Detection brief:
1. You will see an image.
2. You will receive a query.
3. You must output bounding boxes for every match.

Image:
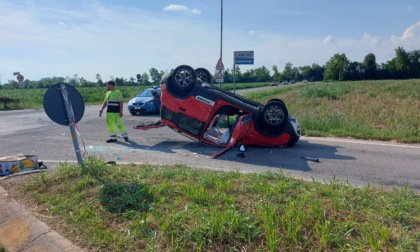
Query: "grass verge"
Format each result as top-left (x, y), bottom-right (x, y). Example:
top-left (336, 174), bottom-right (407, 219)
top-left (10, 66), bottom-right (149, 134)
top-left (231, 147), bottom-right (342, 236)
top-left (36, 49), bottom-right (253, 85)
top-left (245, 79), bottom-right (420, 143)
top-left (6, 157), bottom-right (419, 251)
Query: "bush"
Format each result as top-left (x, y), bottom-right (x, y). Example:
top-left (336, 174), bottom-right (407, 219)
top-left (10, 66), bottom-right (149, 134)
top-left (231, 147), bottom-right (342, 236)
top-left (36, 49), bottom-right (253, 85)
top-left (0, 96), bottom-right (20, 109)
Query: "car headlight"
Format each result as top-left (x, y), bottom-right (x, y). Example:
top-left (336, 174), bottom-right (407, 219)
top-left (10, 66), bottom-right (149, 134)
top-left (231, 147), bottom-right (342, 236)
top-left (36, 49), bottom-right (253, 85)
top-left (145, 100), bottom-right (154, 105)
top-left (128, 99), bottom-right (134, 105)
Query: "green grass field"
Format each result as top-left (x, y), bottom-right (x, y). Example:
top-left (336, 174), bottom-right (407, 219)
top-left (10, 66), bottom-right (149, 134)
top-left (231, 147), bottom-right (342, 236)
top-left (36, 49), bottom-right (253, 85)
top-left (244, 79), bottom-right (420, 143)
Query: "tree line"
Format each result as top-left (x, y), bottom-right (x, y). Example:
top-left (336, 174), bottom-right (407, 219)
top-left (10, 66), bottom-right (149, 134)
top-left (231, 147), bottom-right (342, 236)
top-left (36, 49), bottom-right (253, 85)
top-left (1, 46), bottom-right (419, 90)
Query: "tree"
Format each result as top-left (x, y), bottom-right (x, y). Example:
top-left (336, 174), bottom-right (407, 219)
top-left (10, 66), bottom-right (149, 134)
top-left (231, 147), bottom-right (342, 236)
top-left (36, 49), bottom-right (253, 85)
top-left (362, 53), bottom-right (377, 80)
top-left (292, 66), bottom-right (300, 81)
top-left (272, 65), bottom-right (280, 82)
top-left (255, 66), bottom-right (270, 82)
top-left (222, 69), bottom-right (233, 83)
top-left (150, 68), bottom-right (165, 85)
top-left (115, 77), bottom-right (125, 86)
top-left (324, 53), bottom-right (350, 81)
top-left (141, 73), bottom-right (150, 85)
top-left (394, 47), bottom-right (411, 79)
top-left (234, 65), bottom-right (242, 82)
top-left (409, 50), bottom-right (420, 78)
top-left (310, 64), bottom-right (325, 81)
top-left (347, 61), bottom-right (363, 81)
top-left (281, 62), bottom-right (294, 81)
top-left (96, 74), bottom-right (103, 87)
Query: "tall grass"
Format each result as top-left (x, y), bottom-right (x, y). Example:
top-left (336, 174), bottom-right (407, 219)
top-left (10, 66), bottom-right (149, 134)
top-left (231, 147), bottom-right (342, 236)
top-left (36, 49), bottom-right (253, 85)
top-left (0, 86), bottom-right (148, 108)
top-left (0, 82), bottom-right (266, 109)
top-left (245, 79), bottom-right (420, 143)
top-left (8, 157), bottom-right (419, 251)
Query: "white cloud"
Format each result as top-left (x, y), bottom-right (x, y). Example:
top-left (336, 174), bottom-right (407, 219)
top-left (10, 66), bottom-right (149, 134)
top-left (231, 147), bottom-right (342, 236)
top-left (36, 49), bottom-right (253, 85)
top-left (394, 21), bottom-right (420, 41)
top-left (390, 21), bottom-right (420, 50)
top-left (190, 9), bottom-right (201, 15)
top-left (362, 32), bottom-right (382, 46)
top-left (163, 4), bottom-right (188, 11)
top-left (163, 4), bottom-right (201, 14)
top-left (323, 35), bottom-right (335, 44)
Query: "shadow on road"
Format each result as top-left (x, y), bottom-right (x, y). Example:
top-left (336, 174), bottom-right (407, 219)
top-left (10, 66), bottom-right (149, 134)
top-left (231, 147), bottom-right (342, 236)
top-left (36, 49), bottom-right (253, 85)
top-left (104, 137), bottom-right (355, 173)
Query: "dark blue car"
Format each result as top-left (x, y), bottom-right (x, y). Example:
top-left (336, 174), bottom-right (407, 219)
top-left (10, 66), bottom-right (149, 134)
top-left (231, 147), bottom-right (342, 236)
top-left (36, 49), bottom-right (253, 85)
top-left (127, 87), bottom-right (161, 115)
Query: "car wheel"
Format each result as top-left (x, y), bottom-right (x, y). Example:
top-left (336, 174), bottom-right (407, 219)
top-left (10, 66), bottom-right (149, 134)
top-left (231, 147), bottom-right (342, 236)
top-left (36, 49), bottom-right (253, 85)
top-left (287, 139), bottom-right (296, 147)
top-left (171, 65), bottom-right (196, 94)
top-left (195, 68), bottom-right (212, 83)
top-left (261, 101), bottom-right (288, 128)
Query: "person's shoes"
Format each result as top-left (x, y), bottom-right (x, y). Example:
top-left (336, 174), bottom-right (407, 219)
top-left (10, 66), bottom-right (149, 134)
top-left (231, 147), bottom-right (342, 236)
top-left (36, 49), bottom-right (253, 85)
top-left (123, 136), bottom-right (129, 142)
top-left (106, 139), bottom-right (117, 143)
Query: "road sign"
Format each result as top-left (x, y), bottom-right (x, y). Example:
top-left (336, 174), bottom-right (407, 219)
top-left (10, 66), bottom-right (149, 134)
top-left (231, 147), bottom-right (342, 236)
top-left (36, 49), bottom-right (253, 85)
top-left (215, 58), bottom-right (224, 70)
top-left (215, 70), bottom-right (224, 83)
top-left (13, 72), bottom-right (20, 76)
top-left (17, 74), bottom-right (24, 82)
top-left (234, 50), bottom-right (254, 65)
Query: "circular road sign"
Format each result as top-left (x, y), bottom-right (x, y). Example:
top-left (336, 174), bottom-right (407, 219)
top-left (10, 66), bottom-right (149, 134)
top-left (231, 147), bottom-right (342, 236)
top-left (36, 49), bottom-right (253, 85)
top-left (17, 74), bottom-right (24, 82)
top-left (43, 83), bottom-right (85, 126)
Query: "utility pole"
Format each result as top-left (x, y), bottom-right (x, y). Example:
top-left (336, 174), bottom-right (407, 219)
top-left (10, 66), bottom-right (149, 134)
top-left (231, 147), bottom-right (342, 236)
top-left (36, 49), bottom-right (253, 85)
top-left (220, 0), bottom-right (223, 62)
top-left (219, 0), bottom-right (223, 88)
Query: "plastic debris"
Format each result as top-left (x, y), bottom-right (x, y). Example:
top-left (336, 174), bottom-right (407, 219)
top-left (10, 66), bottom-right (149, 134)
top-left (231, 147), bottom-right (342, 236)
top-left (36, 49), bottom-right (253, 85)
top-left (301, 156), bottom-right (320, 162)
top-left (236, 153), bottom-right (245, 158)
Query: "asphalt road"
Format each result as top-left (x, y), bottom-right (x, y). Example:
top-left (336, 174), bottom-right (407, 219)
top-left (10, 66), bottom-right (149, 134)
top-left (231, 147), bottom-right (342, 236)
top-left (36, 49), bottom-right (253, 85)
top-left (1, 99), bottom-right (419, 192)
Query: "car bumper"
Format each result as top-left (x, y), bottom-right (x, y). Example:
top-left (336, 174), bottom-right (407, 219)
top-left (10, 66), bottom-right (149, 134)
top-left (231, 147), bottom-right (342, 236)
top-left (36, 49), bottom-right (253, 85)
top-left (128, 105), bottom-right (157, 113)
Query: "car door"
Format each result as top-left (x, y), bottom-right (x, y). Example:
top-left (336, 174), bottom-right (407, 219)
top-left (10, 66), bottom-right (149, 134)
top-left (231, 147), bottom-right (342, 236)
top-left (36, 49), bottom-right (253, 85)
top-left (212, 114), bottom-right (253, 158)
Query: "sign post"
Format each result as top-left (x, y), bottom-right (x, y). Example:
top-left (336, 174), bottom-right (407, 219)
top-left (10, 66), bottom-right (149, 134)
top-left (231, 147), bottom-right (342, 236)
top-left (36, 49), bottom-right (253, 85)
top-left (233, 50), bottom-right (254, 93)
top-left (43, 83), bottom-right (85, 169)
top-left (215, 58), bottom-right (225, 86)
top-left (16, 74), bottom-right (25, 107)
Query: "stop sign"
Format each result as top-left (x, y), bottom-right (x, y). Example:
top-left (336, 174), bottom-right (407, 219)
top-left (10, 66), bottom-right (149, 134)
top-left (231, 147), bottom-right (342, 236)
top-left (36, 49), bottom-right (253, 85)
top-left (17, 74), bottom-right (24, 82)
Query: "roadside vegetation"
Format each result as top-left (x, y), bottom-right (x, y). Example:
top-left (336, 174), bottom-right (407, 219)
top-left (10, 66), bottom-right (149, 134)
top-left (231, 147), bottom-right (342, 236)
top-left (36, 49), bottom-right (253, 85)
top-left (0, 82), bottom-right (267, 109)
top-left (2, 157), bottom-right (417, 251)
top-left (247, 79), bottom-right (420, 143)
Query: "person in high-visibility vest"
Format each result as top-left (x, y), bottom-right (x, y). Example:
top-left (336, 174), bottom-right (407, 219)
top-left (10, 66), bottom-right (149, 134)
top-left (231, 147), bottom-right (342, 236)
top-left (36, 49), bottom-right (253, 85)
top-left (99, 81), bottom-right (128, 143)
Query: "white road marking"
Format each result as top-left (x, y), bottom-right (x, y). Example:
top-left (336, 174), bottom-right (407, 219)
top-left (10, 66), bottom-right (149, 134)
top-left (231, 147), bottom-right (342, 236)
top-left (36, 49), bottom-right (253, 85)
top-left (302, 137), bottom-right (420, 149)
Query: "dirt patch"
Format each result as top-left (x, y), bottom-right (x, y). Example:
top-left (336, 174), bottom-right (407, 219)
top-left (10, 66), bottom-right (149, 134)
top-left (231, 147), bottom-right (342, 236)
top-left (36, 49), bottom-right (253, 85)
top-left (0, 171), bottom-right (65, 239)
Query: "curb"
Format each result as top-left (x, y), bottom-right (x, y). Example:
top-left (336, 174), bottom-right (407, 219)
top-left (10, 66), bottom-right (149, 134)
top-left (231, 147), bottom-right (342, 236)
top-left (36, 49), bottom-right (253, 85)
top-left (0, 185), bottom-right (84, 252)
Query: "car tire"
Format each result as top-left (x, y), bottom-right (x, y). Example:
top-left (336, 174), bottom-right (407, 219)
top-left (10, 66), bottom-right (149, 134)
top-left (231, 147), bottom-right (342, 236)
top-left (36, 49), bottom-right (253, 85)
top-left (261, 101), bottom-right (288, 128)
top-left (170, 65), bottom-right (197, 95)
top-left (195, 68), bottom-right (212, 83)
top-left (287, 140), bottom-right (297, 147)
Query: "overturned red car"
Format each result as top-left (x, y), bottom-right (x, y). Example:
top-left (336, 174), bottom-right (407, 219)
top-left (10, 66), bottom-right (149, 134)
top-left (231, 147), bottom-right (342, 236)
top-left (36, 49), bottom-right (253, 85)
top-left (136, 65), bottom-right (301, 158)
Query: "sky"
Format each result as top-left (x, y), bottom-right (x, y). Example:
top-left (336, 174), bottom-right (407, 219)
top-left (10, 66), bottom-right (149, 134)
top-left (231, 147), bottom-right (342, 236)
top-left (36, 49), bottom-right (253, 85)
top-left (1, 0), bottom-right (420, 83)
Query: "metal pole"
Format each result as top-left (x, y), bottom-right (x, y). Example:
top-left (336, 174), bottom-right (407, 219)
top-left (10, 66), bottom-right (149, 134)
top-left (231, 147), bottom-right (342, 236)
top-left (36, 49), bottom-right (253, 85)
top-left (219, 0), bottom-right (223, 88)
top-left (59, 84), bottom-right (85, 168)
top-left (220, 0), bottom-right (223, 61)
top-left (233, 64), bottom-right (236, 94)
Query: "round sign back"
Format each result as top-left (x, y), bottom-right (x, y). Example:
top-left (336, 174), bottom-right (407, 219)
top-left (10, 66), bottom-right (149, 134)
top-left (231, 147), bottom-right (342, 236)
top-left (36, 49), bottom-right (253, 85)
top-left (43, 83), bottom-right (85, 126)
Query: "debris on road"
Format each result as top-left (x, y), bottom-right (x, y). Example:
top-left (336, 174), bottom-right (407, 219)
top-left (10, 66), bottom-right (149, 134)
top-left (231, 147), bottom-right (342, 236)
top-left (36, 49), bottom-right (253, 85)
top-left (301, 156), bottom-right (320, 162)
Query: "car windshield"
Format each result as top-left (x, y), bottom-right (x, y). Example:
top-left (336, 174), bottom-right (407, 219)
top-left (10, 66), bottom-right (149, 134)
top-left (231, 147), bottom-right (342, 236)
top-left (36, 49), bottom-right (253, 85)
top-left (137, 89), bottom-right (159, 97)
